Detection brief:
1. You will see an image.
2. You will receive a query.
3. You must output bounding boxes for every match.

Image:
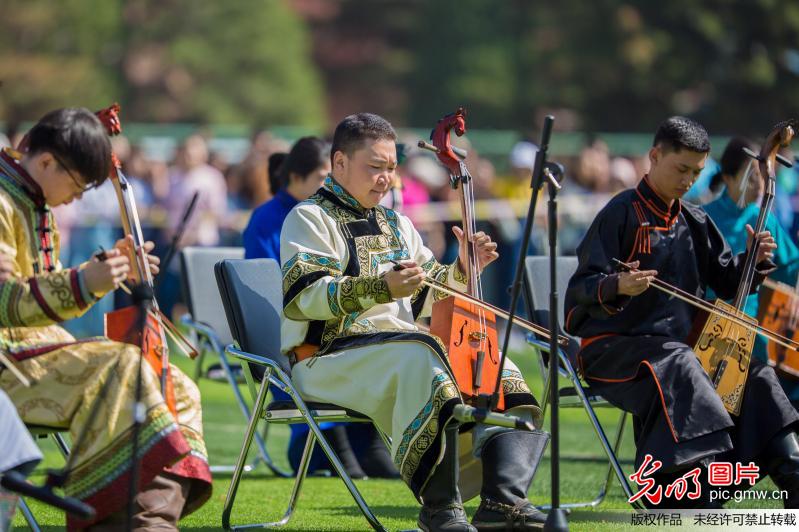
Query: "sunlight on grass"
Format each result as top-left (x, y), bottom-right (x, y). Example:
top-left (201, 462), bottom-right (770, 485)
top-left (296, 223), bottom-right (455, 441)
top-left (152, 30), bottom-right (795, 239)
top-left (12, 349), bottom-right (782, 530)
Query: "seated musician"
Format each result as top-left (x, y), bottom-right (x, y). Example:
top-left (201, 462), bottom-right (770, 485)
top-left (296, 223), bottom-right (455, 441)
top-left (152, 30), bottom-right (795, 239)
top-left (280, 113), bottom-right (548, 531)
top-left (565, 116), bottom-right (799, 508)
top-left (244, 136), bottom-right (399, 479)
top-left (703, 137), bottom-right (799, 410)
top-left (0, 108), bottom-right (211, 530)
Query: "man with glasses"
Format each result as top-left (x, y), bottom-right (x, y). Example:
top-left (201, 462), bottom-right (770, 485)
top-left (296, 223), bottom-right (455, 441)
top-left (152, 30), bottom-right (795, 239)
top-left (0, 108), bottom-right (211, 530)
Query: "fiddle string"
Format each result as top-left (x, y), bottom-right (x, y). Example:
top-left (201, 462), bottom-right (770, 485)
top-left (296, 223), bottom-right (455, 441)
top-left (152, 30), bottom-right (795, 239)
top-left (615, 259), bottom-right (799, 350)
top-left (463, 163), bottom-right (489, 353)
top-left (652, 279), bottom-right (799, 350)
top-left (420, 275), bottom-right (569, 345)
top-left (791, 274), bottom-right (799, 329)
top-left (646, 277), bottom-right (799, 349)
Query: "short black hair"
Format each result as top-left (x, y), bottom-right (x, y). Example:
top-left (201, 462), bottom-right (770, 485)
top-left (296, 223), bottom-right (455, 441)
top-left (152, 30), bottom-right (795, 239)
top-left (330, 113), bottom-right (397, 165)
top-left (652, 116), bottom-right (710, 154)
top-left (719, 137), bottom-right (754, 177)
top-left (267, 152), bottom-right (288, 194)
top-left (25, 108), bottom-right (112, 187)
top-left (280, 136), bottom-right (329, 189)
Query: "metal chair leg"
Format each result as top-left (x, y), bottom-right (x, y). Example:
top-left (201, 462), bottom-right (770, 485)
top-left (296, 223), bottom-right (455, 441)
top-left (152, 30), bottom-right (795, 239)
top-left (534, 344), bottom-right (643, 511)
top-left (51, 432), bottom-right (70, 459)
top-left (222, 378), bottom-right (271, 530)
top-left (280, 387), bottom-right (386, 531)
top-left (268, 428), bottom-right (317, 528)
top-left (218, 341), bottom-right (291, 478)
top-left (18, 497), bottom-right (41, 532)
top-left (597, 411), bottom-right (633, 503)
top-left (567, 358), bottom-right (643, 510)
top-left (193, 336), bottom-right (209, 382)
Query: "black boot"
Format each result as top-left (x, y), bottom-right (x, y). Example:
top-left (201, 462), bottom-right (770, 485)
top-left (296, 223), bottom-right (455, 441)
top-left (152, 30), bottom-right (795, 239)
top-left (472, 431), bottom-right (549, 531)
top-left (347, 424), bottom-right (401, 479)
top-left (326, 425), bottom-right (367, 479)
top-left (418, 423), bottom-right (476, 532)
top-left (761, 428), bottom-right (799, 508)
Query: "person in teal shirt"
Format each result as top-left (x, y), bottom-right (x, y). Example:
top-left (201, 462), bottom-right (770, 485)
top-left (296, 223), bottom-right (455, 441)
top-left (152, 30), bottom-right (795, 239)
top-left (703, 137), bottom-right (799, 408)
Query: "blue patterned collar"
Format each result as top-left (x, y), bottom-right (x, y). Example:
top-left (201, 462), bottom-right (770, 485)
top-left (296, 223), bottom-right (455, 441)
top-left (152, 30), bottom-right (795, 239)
top-left (323, 175), bottom-right (368, 214)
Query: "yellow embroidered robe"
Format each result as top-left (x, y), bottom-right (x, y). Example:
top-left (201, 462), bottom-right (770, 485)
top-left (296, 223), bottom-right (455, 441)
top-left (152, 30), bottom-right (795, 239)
top-left (0, 150), bottom-right (211, 529)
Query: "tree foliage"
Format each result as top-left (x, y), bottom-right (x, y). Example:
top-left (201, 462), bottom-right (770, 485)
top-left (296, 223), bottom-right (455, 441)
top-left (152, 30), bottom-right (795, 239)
top-left (407, 0), bottom-right (799, 133)
top-left (0, 0), bottom-right (325, 128)
top-left (4, 1), bottom-right (799, 134)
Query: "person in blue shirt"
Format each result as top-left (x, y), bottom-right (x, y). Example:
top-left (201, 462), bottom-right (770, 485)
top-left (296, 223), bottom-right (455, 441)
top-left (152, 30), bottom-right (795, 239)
top-left (243, 136), bottom-right (399, 479)
top-left (703, 137), bottom-right (799, 409)
top-left (243, 139), bottom-right (326, 260)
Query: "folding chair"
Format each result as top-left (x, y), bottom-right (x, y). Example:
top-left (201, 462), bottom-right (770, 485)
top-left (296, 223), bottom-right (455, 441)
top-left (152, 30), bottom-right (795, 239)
top-left (214, 258), bottom-right (387, 531)
top-left (523, 255), bottom-right (643, 510)
top-left (180, 246), bottom-right (289, 477)
top-left (16, 426), bottom-right (71, 531)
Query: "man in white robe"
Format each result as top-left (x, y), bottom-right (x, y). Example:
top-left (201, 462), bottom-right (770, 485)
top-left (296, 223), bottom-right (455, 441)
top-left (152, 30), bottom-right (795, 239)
top-left (281, 113), bottom-right (548, 531)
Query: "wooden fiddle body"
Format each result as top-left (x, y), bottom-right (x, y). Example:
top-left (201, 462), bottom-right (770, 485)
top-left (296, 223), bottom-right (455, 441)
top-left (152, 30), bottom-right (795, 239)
top-left (690, 122), bottom-right (797, 414)
top-left (758, 278), bottom-right (799, 379)
top-left (423, 108), bottom-right (504, 408)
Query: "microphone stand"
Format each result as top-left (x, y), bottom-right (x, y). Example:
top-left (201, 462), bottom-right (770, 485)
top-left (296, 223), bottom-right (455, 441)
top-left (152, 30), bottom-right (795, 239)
top-left (542, 147), bottom-right (568, 532)
top-left (487, 115), bottom-right (569, 531)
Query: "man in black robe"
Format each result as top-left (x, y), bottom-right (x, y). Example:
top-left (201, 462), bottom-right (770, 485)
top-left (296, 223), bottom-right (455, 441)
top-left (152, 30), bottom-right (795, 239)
top-left (565, 116), bottom-right (799, 508)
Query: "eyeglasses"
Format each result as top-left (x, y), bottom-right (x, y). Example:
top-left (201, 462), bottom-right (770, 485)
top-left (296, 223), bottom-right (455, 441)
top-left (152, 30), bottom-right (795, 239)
top-left (52, 153), bottom-right (94, 192)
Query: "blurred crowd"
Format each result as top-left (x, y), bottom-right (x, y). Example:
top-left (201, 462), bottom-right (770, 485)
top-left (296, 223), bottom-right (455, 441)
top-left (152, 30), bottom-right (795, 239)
top-left (4, 126), bottom-right (798, 339)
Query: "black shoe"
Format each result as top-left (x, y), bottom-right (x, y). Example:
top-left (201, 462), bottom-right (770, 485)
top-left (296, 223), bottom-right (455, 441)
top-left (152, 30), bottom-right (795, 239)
top-left (418, 504), bottom-right (476, 532)
top-left (417, 423), bottom-right (476, 532)
top-left (472, 499), bottom-right (546, 531)
top-left (206, 363), bottom-right (244, 383)
top-left (472, 430), bottom-right (549, 531)
top-left (761, 427), bottom-right (799, 508)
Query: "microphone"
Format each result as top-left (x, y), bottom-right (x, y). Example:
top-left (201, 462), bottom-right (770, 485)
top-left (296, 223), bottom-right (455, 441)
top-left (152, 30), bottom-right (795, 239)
top-left (453, 404), bottom-right (536, 432)
top-left (0, 471), bottom-right (96, 520)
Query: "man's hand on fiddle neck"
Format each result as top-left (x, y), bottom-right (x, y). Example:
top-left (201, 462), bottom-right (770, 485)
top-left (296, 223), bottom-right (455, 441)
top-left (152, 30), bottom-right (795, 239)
top-left (453, 226), bottom-right (499, 274)
top-left (746, 224), bottom-right (777, 264)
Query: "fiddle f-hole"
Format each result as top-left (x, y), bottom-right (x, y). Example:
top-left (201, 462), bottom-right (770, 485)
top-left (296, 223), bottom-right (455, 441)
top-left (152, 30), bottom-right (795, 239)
top-left (454, 319), bottom-right (468, 347)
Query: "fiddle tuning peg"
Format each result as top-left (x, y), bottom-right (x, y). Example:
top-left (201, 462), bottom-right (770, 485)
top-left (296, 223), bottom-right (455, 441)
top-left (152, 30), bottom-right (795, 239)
top-left (776, 153), bottom-right (794, 168)
top-left (743, 146), bottom-right (794, 168)
top-left (417, 140), bottom-right (468, 159)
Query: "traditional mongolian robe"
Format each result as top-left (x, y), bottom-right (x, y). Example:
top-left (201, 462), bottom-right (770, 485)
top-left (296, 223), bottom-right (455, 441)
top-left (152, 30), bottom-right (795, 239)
top-left (565, 176), bottom-right (799, 474)
top-left (0, 150), bottom-right (211, 529)
top-left (280, 176), bottom-right (541, 499)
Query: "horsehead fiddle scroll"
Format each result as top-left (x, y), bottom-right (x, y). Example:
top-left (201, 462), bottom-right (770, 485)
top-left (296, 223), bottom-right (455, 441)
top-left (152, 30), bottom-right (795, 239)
top-left (417, 108), bottom-right (568, 408)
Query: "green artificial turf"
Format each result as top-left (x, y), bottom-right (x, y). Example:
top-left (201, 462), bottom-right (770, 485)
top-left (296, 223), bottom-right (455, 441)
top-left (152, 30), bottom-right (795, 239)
top-left (11, 349), bottom-right (782, 531)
